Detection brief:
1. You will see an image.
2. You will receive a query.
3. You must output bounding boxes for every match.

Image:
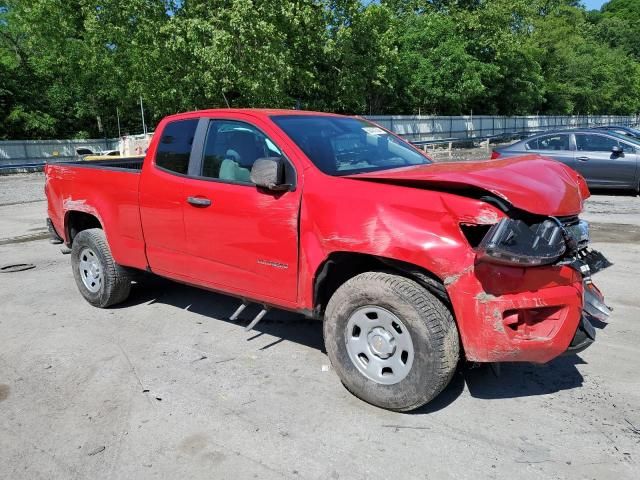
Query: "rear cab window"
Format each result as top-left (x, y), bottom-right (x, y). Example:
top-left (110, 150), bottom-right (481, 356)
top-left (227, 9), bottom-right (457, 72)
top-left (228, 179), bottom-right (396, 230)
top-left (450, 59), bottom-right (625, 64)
top-left (155, 119), bottom-right (199, 174)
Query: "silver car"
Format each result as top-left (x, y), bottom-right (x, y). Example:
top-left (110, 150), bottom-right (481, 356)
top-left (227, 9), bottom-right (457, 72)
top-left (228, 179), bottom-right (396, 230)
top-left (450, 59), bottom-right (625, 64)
top-left (492, 129), bottom-right (640, 194)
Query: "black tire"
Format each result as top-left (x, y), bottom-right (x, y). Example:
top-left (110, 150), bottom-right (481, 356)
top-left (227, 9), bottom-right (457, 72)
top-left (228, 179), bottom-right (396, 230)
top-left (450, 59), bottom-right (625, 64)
top-left (70, 228), bottom-right (131, 308)
top-left (324, 272), bottom-right (459, 411)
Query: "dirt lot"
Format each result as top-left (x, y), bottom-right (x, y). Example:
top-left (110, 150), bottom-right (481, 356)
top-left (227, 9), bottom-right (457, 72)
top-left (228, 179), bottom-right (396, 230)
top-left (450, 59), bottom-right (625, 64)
top-left (1, 173), bottom-right (639, 479)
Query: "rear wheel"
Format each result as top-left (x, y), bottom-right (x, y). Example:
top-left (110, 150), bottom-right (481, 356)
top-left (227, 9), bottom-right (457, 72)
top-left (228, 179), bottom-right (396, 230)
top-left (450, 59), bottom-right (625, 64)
top-left (324, 272), bottom-right (459, 411)
top-left (71, 228), bottom-right (131, 308)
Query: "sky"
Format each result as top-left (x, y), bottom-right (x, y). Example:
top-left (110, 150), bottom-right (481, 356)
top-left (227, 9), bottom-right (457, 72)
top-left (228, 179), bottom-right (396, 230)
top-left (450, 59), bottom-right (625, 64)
top-left (582, 0), bottom-right (608, 10)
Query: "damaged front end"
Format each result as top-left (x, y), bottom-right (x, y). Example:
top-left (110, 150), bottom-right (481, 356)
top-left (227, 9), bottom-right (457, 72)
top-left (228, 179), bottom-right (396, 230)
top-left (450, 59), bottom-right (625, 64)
top-left (473, 213), bottom-right (612, 356)
top-left (565, 252), bottom-right (613, 354)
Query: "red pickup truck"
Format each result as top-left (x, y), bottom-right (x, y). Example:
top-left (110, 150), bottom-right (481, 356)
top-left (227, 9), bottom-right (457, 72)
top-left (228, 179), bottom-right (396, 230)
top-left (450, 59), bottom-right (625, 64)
top-left (45, 109), bottom-right (611, 411)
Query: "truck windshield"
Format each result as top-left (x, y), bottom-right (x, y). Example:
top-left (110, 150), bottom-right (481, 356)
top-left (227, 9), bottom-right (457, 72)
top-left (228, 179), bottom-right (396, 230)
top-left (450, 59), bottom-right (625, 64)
top-left (271, 115), bottom-right (431, 176)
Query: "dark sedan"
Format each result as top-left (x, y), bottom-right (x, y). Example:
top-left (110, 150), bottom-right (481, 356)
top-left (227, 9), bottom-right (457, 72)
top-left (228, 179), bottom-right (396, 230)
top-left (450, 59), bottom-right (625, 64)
top-left (492, 129), bottom-right (640, 193)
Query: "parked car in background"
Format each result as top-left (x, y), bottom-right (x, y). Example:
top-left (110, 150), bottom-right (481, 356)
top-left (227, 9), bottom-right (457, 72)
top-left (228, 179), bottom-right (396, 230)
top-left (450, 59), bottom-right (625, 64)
top-left (75, 148), bottom-right (122, 161)
top-left (83, 150), bottom-right (123, 161)
top-left (492, 129), bottom-right (640, 193)
top-left (75, 147), bottom-right (94, 157)
top-left (592, 125), bottom-right (640, 140)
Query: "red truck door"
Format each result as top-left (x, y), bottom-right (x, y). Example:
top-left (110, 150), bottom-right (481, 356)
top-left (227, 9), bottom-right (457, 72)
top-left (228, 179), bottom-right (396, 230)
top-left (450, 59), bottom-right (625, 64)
top-left (139, 118), bottom-right (199, 277)
top-left (180, 116), bottom-right (301, 303)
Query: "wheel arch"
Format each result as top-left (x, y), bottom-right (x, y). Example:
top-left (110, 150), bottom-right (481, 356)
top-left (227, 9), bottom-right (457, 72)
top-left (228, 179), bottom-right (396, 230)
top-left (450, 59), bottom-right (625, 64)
top-left (312, 252), bottom-right (450, 318)
top-left (64, 210), bottom-right (103, 246)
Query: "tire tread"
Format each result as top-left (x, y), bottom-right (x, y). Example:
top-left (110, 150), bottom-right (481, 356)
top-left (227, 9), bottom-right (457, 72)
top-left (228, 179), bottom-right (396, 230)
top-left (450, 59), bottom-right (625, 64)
top-left (324, 271), bottom-right (459, 411)
top-left (71, 228), bottom-right (131, 308)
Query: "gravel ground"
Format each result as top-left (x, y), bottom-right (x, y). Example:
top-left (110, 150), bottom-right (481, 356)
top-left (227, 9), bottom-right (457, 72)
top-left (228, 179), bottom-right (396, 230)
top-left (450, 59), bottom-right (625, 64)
top-left (424, 144), bottom-right (497, 162)
top-left (1, 172), bottom-right (639, 480)
top-left (0, 172), bottom-right (45, 206)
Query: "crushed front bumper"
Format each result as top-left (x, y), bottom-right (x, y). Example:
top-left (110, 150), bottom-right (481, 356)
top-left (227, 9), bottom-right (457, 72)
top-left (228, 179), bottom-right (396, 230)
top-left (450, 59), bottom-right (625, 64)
top-left (448, 247), bottom-right (612, 363)
top-left (565, 257), bottom-right (613, 355)
top-left (566, 315), bottom-right (596, 354)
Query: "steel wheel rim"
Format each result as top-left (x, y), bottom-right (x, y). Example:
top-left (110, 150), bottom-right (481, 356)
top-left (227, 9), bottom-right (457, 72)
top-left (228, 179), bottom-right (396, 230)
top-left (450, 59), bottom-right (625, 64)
top-left (345, 306), bottom-right (414, 385)
top-left (78, 247), bottom-right (102, 293)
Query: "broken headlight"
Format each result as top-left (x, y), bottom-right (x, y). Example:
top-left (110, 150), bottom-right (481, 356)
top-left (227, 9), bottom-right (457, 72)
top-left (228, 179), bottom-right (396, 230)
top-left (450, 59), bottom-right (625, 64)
top-left (476, 218), bottom-right (567, 266)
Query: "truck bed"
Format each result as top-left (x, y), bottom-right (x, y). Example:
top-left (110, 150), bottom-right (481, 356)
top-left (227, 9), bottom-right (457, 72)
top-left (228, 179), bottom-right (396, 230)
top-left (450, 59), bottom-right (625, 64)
top-left (45, 159), bottom-right (148, 270)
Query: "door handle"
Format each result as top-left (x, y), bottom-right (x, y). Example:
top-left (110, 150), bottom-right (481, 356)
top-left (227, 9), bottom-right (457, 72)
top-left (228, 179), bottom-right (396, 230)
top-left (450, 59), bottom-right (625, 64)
top-left (187, 196), bottom-right (212, 207)
top-left (576, 156), bottom-right (590, 161)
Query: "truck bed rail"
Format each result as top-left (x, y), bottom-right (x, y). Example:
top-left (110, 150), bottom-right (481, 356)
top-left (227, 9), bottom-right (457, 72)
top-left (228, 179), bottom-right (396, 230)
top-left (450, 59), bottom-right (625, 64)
top-left (55, 157), bottom-right (144, 172)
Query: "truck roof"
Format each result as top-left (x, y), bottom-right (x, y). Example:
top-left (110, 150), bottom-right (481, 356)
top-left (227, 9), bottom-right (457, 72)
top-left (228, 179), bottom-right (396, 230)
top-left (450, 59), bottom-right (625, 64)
top-left (163, 108), bottom-right (345, 122)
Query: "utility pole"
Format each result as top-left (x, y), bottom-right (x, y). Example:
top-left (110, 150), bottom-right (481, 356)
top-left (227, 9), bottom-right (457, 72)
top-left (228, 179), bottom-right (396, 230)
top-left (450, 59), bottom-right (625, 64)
top-left (116, 107), bottom-right (121, 138)
top-left (139, 96), bottom-right (147, 135)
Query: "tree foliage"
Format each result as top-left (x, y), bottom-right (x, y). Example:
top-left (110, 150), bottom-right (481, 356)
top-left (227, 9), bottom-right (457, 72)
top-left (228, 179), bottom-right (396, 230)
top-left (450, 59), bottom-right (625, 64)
top-left (591, 0), bottom-right (640, 60)
top-left (0, 0), bottom-right (639, 139)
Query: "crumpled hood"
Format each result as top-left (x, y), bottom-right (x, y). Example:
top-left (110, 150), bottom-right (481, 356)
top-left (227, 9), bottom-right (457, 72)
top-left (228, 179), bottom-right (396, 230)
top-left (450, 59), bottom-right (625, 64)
top-left (347, 155), bottom-right (589, 216)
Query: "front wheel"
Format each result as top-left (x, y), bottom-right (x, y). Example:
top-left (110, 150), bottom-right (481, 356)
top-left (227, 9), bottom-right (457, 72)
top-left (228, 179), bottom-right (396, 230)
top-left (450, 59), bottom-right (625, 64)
top-left (71, 228), bottom-right (131, 308)
top-left (324, 272), bottom-right (459, 411)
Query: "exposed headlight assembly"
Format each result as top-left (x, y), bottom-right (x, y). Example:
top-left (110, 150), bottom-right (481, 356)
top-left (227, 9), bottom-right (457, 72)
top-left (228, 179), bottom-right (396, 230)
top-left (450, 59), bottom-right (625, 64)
top-left (477, 218), bottom-right (567, 266)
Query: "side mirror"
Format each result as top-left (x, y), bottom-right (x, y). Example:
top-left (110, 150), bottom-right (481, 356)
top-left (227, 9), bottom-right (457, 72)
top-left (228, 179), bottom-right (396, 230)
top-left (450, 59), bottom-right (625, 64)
top-left (611, 145), bottom-right (624, 156)
top-left (250, 157), bottom-right (290, 191)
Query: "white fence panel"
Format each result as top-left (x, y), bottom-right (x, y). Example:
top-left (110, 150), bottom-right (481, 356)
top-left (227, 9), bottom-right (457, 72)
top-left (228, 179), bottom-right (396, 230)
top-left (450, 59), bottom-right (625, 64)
top-left (0, 138), bottom-right (118, 168)
top-left (366, 114), bottom-right (639, 142)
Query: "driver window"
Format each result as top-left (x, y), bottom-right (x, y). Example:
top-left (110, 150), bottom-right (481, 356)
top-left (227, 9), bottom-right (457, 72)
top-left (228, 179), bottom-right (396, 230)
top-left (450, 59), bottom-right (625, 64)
top-left (575, 134), bottom-right (617, 152)
top-left (200, 120), bottom-right (282, 184)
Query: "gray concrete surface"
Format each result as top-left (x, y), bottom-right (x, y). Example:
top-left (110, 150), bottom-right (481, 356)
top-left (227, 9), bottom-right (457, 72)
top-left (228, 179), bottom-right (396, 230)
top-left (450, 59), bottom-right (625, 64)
top-left (0, 172), bottom-right (46, 205)
top-left (1, 173), bottom-right (639, 480)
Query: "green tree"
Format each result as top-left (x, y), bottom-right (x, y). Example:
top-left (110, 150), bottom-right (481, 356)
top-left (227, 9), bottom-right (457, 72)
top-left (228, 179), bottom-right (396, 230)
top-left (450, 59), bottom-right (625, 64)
top-left (533, 3), bottom-right (640, 114)
top-left (464, 1), bottom-right (545, 114)
top-left (395, 11), bottom-right (496, 114)
top-left (591, 0), bottom-right (640, 60)
top-left (0, 0), bottom-right (173, 137)
top-left (1, 0), bottom-right (639, 139)
top-left (325, 1), bottom-right (401, 113)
